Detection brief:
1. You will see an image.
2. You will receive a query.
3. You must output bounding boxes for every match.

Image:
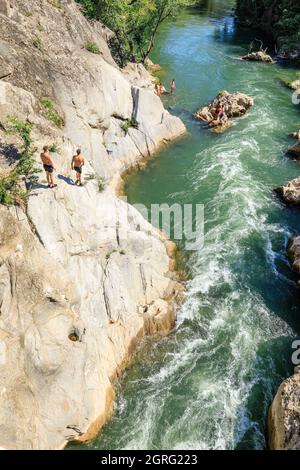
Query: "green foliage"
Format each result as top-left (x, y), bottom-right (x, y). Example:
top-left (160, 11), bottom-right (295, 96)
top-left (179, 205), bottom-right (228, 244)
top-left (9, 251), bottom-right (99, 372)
top-left (49, 143), bottom-right (59, 153)
top-left (236, 1), bottom-right (300, 58)
top-left (85, 41), bottom-right (100, 54)
top-left (0, 117), bottom-right (40, 206)
top-left (120, 118), bottom-right (138, 135)
top-left (85, 173), bottom-right (106, 191)
top-left (48, 0), bottom-right (63, 8)
top-left (77, 0), bottom-right (190, 66)
top-left (33, 37), bottom-right (43, 51)
top-left (97, 176), bottom-right (106, 192)
top-left (40, 98), bottom-right (65, 128)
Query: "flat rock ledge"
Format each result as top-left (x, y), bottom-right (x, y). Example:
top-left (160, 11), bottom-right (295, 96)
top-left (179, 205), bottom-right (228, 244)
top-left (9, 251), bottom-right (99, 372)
top-left (268, 368), bottom-right (300, 450)
top-left (242, 51), bottom-right (274, 63)
top-left (274, 178), bottom-right (300, 205)
top-left (193, 91), bottom-right (254, 133)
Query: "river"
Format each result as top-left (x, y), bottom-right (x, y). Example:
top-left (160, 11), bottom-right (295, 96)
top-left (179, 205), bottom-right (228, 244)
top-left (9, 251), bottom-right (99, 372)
top-left (84, 1), bottom-right (300, 450)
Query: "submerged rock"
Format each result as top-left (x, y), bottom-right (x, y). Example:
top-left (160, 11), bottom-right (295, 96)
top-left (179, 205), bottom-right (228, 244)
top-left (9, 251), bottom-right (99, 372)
top-left (193, 91), bottom-right (254, 133)
top-left (274, 177), bottom-right (300, 205)
top-left (242, 51), bottom-right (274, 63)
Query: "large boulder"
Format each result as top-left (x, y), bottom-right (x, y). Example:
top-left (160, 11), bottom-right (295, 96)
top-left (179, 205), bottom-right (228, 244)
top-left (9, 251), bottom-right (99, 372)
top-left (194, 91), bottom-right (254, 131)
top-left (288, 236), bottom-right (300, 275)
top-left (288, 143), bottom-right (300, 159)
top-left (291, 80), bottom-right (300, 91)
top-left (268, 369), bottom-right (300, 450)
top-left (242, 51), bottom-right (274, 63)
top-left (274, 178), bottom-right (300, 205)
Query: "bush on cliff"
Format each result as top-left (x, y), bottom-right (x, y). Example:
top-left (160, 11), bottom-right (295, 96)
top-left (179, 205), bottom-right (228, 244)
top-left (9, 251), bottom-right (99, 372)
top-left (0, 117), bottom-right (39, 207)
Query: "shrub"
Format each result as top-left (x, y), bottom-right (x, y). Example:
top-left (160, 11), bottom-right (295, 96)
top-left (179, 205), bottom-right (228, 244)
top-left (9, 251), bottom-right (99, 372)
top-left (85, 42), bottom-right (100, 54)
top-left (120, 118), bottom-right (138, 135)
top-left (40, 98), bottom-right (65, 128)
top-left (0, 117), bottom-right (40, 206)
top-left (33, 37), bottom-right (43, 51)
top-left (49, 143), bottom-right (59, 153)
top-left (97, 176), bottom-right (106, 192)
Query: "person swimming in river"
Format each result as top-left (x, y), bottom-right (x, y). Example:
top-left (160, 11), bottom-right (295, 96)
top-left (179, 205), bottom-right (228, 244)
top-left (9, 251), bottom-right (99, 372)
top-left (71, 149), bottom-right (85, 186)
top-left (40, 146), bottom-right (57, 188)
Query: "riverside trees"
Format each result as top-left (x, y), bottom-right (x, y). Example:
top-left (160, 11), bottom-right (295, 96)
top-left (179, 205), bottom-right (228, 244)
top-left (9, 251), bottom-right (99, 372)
top-left (236, 0), bottom-right (300, 58)
top-left (77, 0), bottom-right (190, 66)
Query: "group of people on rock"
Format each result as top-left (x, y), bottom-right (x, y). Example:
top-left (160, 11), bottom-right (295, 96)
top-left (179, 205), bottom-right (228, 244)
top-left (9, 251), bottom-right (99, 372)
top-left (40, 146), bottom-right (85, 189)
top-left (155, 78), bottom-right (176, 97)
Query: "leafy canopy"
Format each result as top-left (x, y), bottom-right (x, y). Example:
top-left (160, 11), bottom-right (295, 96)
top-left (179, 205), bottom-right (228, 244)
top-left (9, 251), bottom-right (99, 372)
top-left (77, 0), bottom-right (190, 66)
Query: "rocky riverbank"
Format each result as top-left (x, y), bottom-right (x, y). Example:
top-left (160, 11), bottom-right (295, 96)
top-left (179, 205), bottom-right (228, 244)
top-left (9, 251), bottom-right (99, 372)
top-left (0, 0), bottom-right (186, 449)
top-left (268, 235), bottom-right (300, 450)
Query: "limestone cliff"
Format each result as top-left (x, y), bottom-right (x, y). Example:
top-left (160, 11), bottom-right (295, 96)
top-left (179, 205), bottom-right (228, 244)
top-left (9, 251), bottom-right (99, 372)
top-left (0, 0), bottom-right (186, 449)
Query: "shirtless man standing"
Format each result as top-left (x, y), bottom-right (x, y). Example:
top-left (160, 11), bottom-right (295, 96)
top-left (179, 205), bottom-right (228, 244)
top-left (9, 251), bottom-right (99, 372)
top-left (40, 146), bottom-right (56, 188)
top-left (71, 149), bottom-right (85, 186)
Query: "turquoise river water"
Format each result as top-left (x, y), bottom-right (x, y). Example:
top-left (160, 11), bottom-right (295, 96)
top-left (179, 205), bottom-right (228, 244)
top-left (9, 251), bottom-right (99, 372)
top-left (83, 1), bottom-right (300, 450)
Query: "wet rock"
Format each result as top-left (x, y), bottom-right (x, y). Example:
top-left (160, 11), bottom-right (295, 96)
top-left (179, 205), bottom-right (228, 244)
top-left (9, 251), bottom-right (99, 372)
top-left (193, 91), bottom-right (253, 133)
top-left (268, 372), bottom-right (300, 450)
top-left (274, 177), bottom-right (300, 205)
top-left (290, 80), bottom-right (300, 91)
top-left (288, 143), bottom-right (300, 159)
top-left (288, 236), bottom-right (300, 274)
top-left (289, 130), bottom-right (300, 140)
top-left (242, 51), bottom-right (274, 63)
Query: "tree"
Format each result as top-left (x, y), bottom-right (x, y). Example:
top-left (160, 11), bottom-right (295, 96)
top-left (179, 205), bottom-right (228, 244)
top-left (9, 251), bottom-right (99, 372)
top-left (77, 0), bottom-right (190, 66)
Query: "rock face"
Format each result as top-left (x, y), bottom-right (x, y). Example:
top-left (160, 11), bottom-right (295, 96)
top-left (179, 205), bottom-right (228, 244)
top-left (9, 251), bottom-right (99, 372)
top-left (274, 178), bottom-right (300, 205)
top-left (0, 0), bottom-right (186, 450)
top-left (268, 238), bottom-right (300, 450)
top-left (290, 80), bottom-right (300, 91)
top-left (288, 143), bottom-right (300, 159)
top-left (242, 51), bottom-right (274, 63)
top-left (193, 91), bottom-right (254, 132)
top-left (288, 236), bottom-right (300, 275)
top-left (268, 369), bottom-right (300, 450)
top-left (289, 130), bottom-right (300, 140)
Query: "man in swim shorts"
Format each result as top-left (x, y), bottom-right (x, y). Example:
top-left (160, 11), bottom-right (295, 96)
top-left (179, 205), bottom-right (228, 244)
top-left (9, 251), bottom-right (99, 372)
top-left (40, 145), bottom-right (57, 188)
top-left (71, 149), bottom-right (85, 186)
